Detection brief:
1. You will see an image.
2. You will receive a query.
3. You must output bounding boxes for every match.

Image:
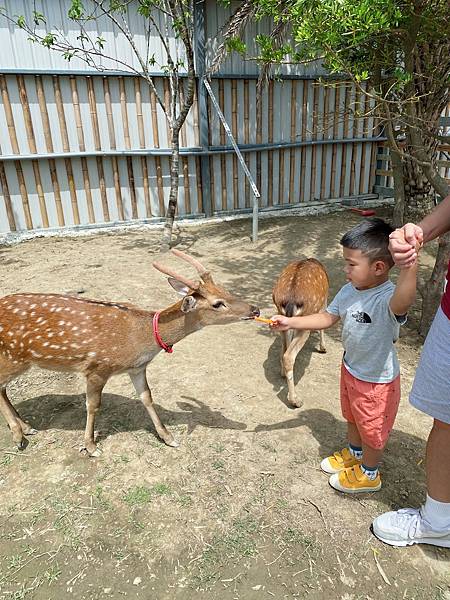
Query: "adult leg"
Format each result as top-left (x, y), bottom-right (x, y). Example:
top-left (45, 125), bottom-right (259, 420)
top-left (426, 419), bottom-right (450, 502)
top-left (372, 307), bottom-right (450, 546)
top-left (372, 420), bottom-right (450, 547)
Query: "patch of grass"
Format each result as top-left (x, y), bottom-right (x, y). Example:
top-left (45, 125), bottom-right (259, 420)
top-left (282, 527), bottom-right (316, 548)
top-left (7, 554), bottom-right (24, 570)
top-left (259, 441), bottom-right (277, 453)
top-left (212, 459), bottom-right (225, 471)
top-left (44, 564), bottom-right (61, 584)
top-left (123, 485), bottom-right (152, 506)
top-left (0, 454), bottom-right (13, 467)
top-left (177, 493), bottom-right (193, 507)
top-left (93, 485), bottom-right (111, 510)
top-left (209, 442), bottom-right (225, 453)
top-left (151, 483), bottom-right (172, 496)
top-left (190, 514), bottom-right (260, 589)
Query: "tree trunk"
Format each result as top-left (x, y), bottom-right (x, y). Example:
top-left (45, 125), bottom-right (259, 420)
top-left (419, 232), bottom-right (450, 337)
top-left (161, 129), bottom-right (181, 250)
top-left (391, 148), bottom-right (406, 227)
top-left (402, 150), bottom-right (436, 224)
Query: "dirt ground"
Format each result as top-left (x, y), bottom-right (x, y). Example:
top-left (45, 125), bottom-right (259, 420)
top-left (0, 208), bottom-right (449, 600)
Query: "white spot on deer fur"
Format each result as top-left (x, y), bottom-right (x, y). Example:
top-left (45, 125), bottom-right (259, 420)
top-left (12, 308), bottom-right (19, 314)
top-left (0, 326), bottom-right (3, 332)
top-left (7, 332), bottom-right (13, 337)
top-left (31, 311), bottom-right (36, 317)
top-left (47, 332), bottom-right (54, 338)
top-left (20, 311), bottom-right (27, 316)
top-left (70, 343), bottom-right (80, 349)
top-left (50, 344), bottom-right (60, 350)
top-left (36, 317), bottom-right (45, 323)
top-left (58, 332), bottom-right (65, 337)
top-left (43, 342), bottom-right (49, 347)
top-left (30, 304), bottom-right (37, 309)
top-left (87, 351), bottom-right (97, 357)
top-left (41, 303), bottom-right (47, 308)
top-left (31, 351), bottom-right (43, 358)
top-left (58, 321), bottom-right (66, 326)
top-left (55, 307), bottom-right (62, 312)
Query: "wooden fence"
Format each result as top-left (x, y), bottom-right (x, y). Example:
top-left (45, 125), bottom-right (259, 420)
top-left (0, 72), bottom-right (382, 234)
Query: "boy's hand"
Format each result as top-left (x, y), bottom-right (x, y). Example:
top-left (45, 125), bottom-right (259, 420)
top-left (270, 315), bottom-right (291, 331)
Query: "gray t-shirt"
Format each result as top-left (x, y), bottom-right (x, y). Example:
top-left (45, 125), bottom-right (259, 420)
top-left (326, 280), bottom-right (406, 383)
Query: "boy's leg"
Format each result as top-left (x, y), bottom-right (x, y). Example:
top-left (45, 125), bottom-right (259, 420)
top-left (320, 364), bottom-right (361, 474)
top-left (329, 375), bottom-right (400, 493)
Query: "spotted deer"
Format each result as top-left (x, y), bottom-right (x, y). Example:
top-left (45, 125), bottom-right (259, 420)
top-left (0, 249), bottom-right (259, 456)
top-left (272, 258), bottom-right (329, 407)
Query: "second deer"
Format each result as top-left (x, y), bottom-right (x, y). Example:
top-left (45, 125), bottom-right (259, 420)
top-left (272, 258), bottom-right (329, 407)
top-left (0, 250), bottom-right (259, 456)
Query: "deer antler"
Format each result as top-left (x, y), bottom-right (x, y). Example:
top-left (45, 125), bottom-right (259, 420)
top-left (171, 249), bottom-right (207, 273)
top-left (171, 249), bottom-right (213, 283)
top-left (152, 261), bottom-right (199, 290)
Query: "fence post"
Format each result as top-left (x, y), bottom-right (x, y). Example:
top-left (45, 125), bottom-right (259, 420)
top-left (193, 0), bottom-right (212, 217)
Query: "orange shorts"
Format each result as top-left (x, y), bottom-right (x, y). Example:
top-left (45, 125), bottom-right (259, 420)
top-left (340, 362), bottom-right (400, 449)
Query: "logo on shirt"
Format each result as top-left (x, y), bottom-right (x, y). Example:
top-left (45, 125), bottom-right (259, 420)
top-left (351, 311), bottom-right (372, 323)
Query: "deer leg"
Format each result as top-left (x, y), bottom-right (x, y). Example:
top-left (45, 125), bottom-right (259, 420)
top-left (129, 369), bottom-right (179, 448)
top-left (82, 373), bottom-right (106, 457)
top-left (6, 391), bottom-right (38, 436)
top-left (0, 385), bottom-right (27, 449)
top-left (0, 361), bottom-right (35, 449)
top-left (283, 330), bottom-right (310, 408)
top-left (280, 331), bottom-right (288, 376)
top-left (317, 305), bottom-right (327, 353)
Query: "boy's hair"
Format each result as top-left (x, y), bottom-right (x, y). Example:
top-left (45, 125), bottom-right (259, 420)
top-left (340, 218), bottom-right (395, 266)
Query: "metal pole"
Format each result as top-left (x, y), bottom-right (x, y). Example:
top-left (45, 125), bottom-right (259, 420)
top-left (203, 77), bottom-right (261, 242)
top-left (193, 1), bottom-right (212, 217)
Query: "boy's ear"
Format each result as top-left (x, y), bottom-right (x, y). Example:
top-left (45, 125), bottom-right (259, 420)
top-left (373, 259), bottom-right (389, 275)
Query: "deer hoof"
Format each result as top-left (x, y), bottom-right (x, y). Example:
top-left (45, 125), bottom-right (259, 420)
top-left (289, 397), bottom-right (303, 409)
top-left (165, 438), bottom-right (180, 448)
top-left (17, 437), bottom-right (29, 451)
top-left (79, 446), bottom-right (102, 458)
top-left (318, 347), bottom-right (327, 354)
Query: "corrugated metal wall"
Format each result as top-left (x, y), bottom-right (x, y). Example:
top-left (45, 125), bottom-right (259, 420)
top-left (0, 1), bottom-right (383, 235)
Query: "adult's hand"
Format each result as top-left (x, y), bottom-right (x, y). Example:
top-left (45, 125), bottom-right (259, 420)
top-left (389, 223), bottom-right (423, 267)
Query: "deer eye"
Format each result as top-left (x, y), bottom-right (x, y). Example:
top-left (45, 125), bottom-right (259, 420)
top-left (213, 300), bottom-right (225, 309)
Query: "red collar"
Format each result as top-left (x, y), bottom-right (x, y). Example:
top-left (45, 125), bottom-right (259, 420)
top-left (152, 311), bottom-right (173, 353)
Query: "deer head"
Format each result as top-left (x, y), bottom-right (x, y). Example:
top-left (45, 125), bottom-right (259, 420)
top-left (153, 249), bottom-right (260, 326)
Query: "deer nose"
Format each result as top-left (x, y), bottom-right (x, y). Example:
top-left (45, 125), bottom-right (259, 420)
top-left (250, 306), bottom-right (260, 317)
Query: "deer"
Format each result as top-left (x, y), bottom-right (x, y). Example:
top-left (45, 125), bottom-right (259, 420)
top-left (272, 258), bottom-right (329, 408)
top-left (0, 249), bottom-right (260, 456)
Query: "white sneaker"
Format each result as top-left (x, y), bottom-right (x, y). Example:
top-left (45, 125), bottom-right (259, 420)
top-left (372, 508), bottom-right (450, 548)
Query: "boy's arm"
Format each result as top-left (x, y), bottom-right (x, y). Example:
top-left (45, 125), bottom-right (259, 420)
top-left (389, 263), bottom-right (418, 316)
top-left (271, 311), bottom-right (340, 331)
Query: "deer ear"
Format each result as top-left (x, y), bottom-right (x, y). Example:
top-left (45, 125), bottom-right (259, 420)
top-left (168, 277), bottom-right (191, 296)
top-left (180, 295), bottom-right (197, 313)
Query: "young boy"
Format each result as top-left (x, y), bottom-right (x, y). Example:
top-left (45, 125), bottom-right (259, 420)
top-left (271, 218), bottom-right (418, 493)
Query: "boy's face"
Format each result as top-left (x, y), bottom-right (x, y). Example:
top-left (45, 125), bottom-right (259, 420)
top-left (342, 247), bottom-right (388, 290)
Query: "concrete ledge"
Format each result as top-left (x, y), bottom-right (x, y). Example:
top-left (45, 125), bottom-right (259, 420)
top-left (0, 195), bottom-right (394, 247)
